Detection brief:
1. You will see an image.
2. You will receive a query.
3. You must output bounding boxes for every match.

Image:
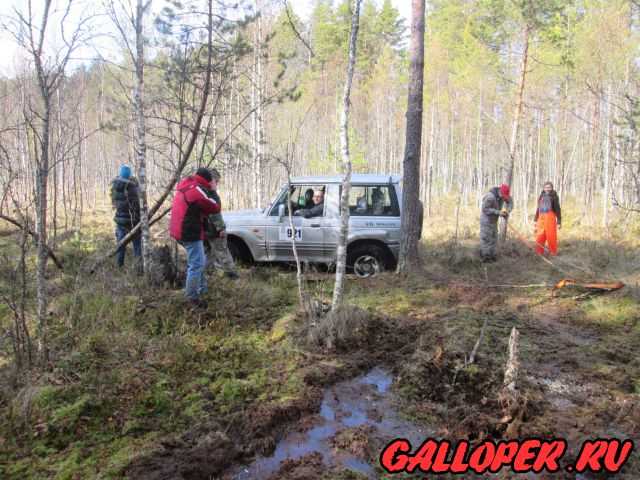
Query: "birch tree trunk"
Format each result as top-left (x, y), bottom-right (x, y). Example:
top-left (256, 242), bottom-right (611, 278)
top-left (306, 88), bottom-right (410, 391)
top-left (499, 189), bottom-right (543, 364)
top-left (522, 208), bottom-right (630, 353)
top-left (251, 0), bottom-right (266, 209)
top-left (397, 0), bottom-right (425, 272)
top-left (499, 25), bottom-right (530, 243)
top-left (32, 0), bottom-right (54, 366)
top-left (135, 0), bottom-right (153, 275)
top-left (602, 84), bottom-right (611, 226)
top-left (251, 3), bottom-right (259, 209)
top-left (331, 0), bottom-right (361, 311)
top-left (476, 85), bottom-right (484, 206)
top-left (35, 83), bottom-right (51, 366)
top-left (284, 161), bottom-right (307, 314)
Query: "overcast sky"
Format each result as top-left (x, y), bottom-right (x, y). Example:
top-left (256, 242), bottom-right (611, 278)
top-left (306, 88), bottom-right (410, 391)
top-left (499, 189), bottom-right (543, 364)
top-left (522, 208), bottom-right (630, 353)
top-left (0, 0), bottom-right (411, 75)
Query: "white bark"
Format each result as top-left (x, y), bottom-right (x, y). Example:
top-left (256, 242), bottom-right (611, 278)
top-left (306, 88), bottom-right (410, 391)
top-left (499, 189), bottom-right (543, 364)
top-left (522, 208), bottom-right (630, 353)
top-left (251, 0), bottom-right (265, 209)
top-left (286, 171), bottom-right (307, 313)
top-left (32, 0), bottom-right (54, 366)
top-left (602, 84), bottom-right (612, 226)
top-left (135, 0), bottom-right (153, 275)
top-left (332, 0), bottom-right (361, 311)
top-left (503, 327), bottom-right (521, 392)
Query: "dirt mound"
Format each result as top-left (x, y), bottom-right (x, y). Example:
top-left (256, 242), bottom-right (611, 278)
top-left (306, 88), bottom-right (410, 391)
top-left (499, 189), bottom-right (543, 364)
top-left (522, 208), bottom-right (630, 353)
top-left (126, 393), bottom-right (324, 479)
top-left (306, 306), bottom-right (383, 352)
top-left (265, 452), bottom-right (327, 480)
top-left (298, 355), bottom-right (373, 387)
top-left (401, 346), bottom-right (499, 404)
top-left (126, 426), bottom-right (239, 479)
top-left (303, 306), bottom-right (418, 365)
top-left (399, 346), bottom-right (546, 441)
top-left (330, 424), bottom-right (376, 458)
top-left (235, 390), bottom-right (323, 454)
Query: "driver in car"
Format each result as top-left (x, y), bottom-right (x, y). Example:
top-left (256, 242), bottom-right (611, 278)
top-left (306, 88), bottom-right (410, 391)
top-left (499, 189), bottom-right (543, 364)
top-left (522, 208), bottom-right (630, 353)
top-left (295, 189), bottom-right (324, 218)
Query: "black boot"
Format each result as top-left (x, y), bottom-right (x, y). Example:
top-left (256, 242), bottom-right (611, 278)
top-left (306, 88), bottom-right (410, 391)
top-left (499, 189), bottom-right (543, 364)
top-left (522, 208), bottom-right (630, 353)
top-left (190, 298), bottom-right (208, 309)
top-left (225, 271), bottom-right (240, 280)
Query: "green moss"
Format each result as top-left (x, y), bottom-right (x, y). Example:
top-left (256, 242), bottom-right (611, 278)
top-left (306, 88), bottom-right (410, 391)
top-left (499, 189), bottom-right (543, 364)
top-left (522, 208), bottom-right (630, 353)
top-left (580, 295), bottom-right (640, 329)
top-left (632, 377), bottom-right (640, 395)
top-left (50, 394), bottom-right (102, 428)
top-left (122, 419), bottom-right (145, 436)
top-left (133, 390), bottom-right (172, 417)
top-left (55, 447), bottom-right (83, 480)
top-left (100, 434), bottom-right (159, 477)
top-left (80, 330), bottom-right (110, 355)
top-left (270, 312), bottom-right (298, 340)
top-left (181, 399), bottom-right (205, 419)
top-left (31, 385), bottom-right (75, 415)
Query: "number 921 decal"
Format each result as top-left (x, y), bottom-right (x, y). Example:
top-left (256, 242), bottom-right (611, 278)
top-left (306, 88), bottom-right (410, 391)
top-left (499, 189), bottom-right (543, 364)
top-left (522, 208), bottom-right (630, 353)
top-left (279, 227), bottom-right (302, 241)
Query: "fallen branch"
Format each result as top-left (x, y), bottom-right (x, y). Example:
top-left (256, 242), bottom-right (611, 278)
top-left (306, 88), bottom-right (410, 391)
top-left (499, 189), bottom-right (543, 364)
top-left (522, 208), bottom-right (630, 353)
top-left (469, 316), bottom-right (489, 365)
top-left (503, 327), bottom-right (520, 392)
top-left (0, 213), bottom-right (63, 270)
top-left (90, 207), bottom-right (171, 273)
top-left (449, 282), bottom-right (554, 289)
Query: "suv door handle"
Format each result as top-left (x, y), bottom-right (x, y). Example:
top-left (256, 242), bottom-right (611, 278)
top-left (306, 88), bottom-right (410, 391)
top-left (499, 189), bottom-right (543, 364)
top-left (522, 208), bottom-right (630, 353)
top-left (310, 223), bottom-right (321, 228)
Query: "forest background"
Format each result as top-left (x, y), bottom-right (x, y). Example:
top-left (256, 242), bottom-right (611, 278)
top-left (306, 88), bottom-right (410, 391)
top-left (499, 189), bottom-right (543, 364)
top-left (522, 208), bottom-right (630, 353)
top-left (1, 1), bottom-right (640, 478)
top-left (2, 0), bottom-right (640, 235)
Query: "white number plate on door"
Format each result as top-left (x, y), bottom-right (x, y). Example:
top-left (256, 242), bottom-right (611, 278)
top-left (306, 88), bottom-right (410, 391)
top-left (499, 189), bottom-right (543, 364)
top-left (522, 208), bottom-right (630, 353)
top-left (279, 227), bottom-right (302, 240)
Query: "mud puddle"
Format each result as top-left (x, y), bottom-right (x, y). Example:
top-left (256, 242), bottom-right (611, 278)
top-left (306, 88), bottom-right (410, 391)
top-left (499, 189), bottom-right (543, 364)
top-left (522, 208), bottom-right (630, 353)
top-left (230, 367), bottom-right (427, 479)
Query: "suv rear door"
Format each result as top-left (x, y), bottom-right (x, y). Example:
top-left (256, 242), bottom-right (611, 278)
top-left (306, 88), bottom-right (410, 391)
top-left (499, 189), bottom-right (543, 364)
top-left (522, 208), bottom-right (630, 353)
top-left (324, 183), bottom-right (401, 260)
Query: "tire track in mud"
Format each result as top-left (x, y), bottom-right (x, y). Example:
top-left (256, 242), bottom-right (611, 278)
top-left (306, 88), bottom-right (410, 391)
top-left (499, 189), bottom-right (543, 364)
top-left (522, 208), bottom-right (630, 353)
top-left (227, 367), bottom-right (427, 479)
top-left (512, 300), bottom-right (640, 478)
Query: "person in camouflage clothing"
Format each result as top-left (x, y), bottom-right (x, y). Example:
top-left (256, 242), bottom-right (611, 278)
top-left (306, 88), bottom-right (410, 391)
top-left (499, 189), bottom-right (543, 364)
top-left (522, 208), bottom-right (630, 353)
top-left (205, 169), bottom-right (240, 280)
top-left (479, 184), bottom-right (513, 263)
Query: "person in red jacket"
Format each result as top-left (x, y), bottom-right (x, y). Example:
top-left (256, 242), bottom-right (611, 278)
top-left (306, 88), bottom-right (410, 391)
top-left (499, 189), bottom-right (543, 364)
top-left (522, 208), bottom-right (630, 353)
top-left (169, 168), bottom-right (221, 308)
top-left (533, 181), bottom-right (562, 256)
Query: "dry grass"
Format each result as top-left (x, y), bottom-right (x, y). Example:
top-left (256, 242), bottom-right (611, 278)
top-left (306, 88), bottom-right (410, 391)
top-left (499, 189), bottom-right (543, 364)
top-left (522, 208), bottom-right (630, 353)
top-left (306, 306), bottom-right (380, 351)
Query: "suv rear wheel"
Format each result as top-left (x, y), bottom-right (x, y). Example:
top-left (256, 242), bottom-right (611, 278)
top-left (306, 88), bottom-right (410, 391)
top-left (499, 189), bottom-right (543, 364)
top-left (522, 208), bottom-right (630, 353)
top-left (347, 244), bottom-right (388, 278)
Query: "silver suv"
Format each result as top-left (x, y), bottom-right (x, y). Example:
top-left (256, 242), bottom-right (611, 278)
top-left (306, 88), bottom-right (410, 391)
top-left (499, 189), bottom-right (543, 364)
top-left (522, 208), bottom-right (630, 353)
top-left (223, 174), bottom-right (420, 277)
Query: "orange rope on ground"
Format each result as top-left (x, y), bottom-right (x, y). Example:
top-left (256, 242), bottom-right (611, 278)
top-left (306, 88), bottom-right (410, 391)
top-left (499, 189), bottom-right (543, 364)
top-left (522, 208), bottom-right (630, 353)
top-left (551, 278), bottom-right (625, 298)
top-left (505, 220), bottom-right (626, 299)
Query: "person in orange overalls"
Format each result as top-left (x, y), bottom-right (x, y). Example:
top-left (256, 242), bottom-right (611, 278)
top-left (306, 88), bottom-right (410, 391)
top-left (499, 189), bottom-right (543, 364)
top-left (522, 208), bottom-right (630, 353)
top-left (533, 181), bottom-right (562, 255)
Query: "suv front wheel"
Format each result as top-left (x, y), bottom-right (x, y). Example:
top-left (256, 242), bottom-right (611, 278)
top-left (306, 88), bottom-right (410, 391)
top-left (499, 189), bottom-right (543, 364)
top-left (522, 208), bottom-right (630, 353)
top-left (347, 244), bottom-right (388, 278)
top-left (227, 237), bottom-right (252, 265)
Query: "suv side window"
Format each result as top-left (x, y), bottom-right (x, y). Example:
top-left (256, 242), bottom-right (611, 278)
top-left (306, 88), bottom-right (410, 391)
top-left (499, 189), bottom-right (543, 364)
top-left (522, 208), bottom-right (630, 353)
top-left (269, 185), bottom-right (326, 216)
top-left (348, 185), bottom-right (399, 216)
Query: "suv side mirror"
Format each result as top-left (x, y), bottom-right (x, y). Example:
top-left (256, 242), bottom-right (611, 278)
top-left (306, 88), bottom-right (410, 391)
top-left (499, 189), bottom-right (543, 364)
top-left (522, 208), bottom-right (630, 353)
top-left (278, 204), bottom-right (285, 222)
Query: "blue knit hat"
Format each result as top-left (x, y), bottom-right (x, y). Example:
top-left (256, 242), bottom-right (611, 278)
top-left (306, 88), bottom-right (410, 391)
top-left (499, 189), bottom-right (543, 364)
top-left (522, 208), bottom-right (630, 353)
top-left (119, 165), bottom-right (132, 180)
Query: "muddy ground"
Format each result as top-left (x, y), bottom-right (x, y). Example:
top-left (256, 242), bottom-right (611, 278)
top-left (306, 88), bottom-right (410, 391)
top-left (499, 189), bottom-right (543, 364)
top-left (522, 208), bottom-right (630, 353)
top-left (124, 266), bottom-right (640, 480)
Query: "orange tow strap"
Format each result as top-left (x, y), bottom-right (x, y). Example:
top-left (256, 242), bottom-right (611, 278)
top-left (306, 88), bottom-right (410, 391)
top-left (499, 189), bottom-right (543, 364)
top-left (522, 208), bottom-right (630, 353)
top-left (552, 278), bottom-right (625, 299)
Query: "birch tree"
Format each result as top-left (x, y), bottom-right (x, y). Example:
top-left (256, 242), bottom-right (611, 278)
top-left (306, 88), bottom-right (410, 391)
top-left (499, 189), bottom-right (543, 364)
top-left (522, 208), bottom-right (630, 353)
top-left (104, 0), bottom-right (153, 274)
top-left (331, 0), bottom-right (361, 311)
top-left (134, 0), bottom-right (153, 274)
top-left (4, 0), bottom-right (94, 365)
